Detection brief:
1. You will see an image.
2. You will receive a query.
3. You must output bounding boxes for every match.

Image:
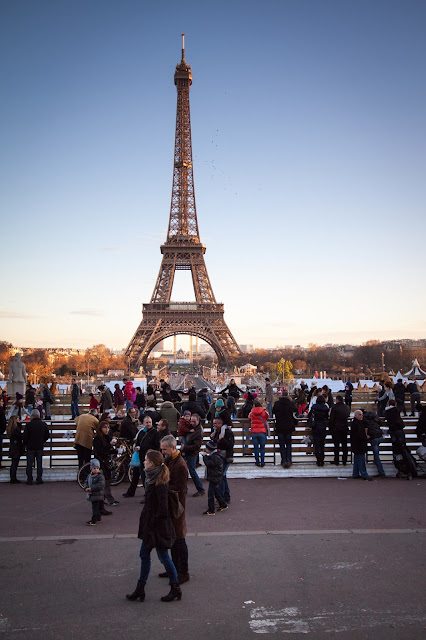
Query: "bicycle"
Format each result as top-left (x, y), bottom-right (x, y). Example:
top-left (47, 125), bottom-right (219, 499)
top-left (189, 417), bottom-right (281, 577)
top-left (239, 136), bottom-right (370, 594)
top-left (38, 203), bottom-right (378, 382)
top-left (77, 439), bottom-right (142, 489)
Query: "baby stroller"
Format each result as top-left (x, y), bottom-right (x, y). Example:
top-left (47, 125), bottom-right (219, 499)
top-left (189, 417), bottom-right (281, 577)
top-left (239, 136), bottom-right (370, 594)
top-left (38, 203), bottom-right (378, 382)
top-left (392, 438), bottom-right (418, 480)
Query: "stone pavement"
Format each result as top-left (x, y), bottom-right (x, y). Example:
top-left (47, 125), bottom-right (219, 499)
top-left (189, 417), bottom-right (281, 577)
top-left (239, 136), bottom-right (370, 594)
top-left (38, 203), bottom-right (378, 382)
top-left (1, 478), bottom-right (425, 639)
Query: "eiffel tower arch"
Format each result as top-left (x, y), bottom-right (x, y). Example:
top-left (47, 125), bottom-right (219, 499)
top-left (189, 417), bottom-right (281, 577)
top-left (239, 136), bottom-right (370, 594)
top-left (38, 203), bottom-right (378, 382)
top-left (126, 35), bottom-right (241, 371)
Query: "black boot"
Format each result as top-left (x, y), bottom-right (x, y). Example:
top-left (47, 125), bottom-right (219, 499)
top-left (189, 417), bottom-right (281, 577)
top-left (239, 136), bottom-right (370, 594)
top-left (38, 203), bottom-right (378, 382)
top-left (161, 583), bottom-right (182, 602)
top-left (126, 581), bottom-right (145, 601)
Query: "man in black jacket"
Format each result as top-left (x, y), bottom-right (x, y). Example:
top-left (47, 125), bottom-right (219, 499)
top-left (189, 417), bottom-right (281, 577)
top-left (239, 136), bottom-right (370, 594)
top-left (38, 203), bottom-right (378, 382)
top-left (212, 416), bottom-right (234, 503)
top-left (23, 409), bottom-right (50, 484)
top-left (272, 391), bottom-right (297, 468)
top-left (123, 415), bottom-right (160, 498)
top-left (70, 378), bottom-right (80, 420)
top-left (406, 381), bottom-right (421, 416)
top-left (350, 410), bottom-right (371, 481)
top-left (119, 408), bottom-right (139, 441)
top-left (393, 379), bottom-right (407, 416)
top-left (329, 395), bottom-right (350, 465)
top-left (181, 393), bottom-right (206, 420)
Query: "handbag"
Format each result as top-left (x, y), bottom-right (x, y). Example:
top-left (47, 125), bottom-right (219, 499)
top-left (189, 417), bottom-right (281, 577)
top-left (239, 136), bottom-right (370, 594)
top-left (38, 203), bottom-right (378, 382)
top-left (130, 450), bottom-right (140, 467)
top-left (259, 416), bottom-right (271, 437)
top-left (168, 489), bottom-right (184, 519)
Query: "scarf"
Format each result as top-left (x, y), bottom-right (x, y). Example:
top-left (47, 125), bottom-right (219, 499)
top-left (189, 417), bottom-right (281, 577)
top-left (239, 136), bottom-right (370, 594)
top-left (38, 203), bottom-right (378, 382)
top-left (145, 465), bottom-right (163, 486)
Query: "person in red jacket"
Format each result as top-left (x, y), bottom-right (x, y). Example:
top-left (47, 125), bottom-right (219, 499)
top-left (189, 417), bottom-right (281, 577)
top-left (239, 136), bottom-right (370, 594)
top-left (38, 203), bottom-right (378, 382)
top-left (248, 400), bottom-right (269, 467)
top-left (89, 393), bottom-right (99, 411)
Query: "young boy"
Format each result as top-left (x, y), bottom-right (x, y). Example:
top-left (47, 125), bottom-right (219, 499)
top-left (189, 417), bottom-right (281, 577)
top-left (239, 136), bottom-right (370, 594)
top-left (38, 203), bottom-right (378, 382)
top-left (202, 440), bottom-right (228, 515)
top-left (84, 459), bottom-right (105, 526)
top-left (177, 410), bottom-right (192, 445)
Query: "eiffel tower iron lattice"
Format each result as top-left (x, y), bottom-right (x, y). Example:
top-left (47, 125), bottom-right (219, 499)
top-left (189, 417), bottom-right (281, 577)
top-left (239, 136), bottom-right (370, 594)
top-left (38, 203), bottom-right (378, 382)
top-left (125, 35), bottom-right (241, 371)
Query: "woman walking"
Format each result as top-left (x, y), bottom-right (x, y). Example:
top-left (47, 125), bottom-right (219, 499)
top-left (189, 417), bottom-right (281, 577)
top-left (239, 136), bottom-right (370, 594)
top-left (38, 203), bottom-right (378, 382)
top-left (126, 449), bottom-right (181, 603)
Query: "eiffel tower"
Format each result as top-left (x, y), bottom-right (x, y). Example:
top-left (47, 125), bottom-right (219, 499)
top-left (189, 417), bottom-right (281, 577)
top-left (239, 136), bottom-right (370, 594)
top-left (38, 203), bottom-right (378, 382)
top-left (126, 35), bottom-right (241, 371)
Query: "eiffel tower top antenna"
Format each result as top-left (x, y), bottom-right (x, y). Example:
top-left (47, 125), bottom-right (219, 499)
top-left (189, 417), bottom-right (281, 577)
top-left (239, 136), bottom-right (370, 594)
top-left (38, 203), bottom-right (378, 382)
top-left (181, 33), bottom-right (185, 62)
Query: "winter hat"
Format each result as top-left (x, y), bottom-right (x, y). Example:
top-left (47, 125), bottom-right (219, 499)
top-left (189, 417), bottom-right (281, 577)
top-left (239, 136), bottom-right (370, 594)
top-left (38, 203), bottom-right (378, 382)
top-left (206, 440), bottom-right (216, 451)
top-left (215, 399), bottom-right (224, 409)
top-left (90, 459), bottom-right (101, 468)
top-left (183, 410), bottom-right (191, 416)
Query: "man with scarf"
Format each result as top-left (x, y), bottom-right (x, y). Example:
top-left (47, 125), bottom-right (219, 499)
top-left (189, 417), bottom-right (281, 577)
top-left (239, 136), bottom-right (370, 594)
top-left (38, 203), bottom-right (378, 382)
top-left (159, 434), bottom-right (190, 584)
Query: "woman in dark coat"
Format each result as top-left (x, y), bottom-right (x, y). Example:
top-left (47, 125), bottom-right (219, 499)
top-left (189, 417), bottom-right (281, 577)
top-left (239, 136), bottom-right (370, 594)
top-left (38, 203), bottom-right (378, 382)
top-left (7, 416), bottom-right (24, 483)
top-left (308, 395), bottom-right (329, 467)
top-left (93, 421), bottom-right (119, 508)
top-left (126, 449), bottom-right (181, 603)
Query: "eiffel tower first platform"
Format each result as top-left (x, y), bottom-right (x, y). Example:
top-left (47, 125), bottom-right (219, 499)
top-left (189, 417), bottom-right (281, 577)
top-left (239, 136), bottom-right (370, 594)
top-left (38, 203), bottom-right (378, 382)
top-left (126, 36), bottom-right (242, 372)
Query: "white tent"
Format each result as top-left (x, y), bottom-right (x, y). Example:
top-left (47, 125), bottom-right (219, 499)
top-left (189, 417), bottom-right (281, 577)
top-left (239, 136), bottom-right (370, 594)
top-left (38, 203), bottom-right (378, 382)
top-left (403, 358), bottom-right (426, 379)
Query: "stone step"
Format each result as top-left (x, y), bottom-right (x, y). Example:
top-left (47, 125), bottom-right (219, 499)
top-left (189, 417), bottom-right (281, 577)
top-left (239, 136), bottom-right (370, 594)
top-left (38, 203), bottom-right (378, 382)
top-left (0, 462), bottom-right (400, 482)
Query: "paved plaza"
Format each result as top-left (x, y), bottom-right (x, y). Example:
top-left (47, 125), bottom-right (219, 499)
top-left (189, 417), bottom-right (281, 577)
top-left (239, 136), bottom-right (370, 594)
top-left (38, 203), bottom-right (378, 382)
top-left (1, 477), bottom-right (425, 639)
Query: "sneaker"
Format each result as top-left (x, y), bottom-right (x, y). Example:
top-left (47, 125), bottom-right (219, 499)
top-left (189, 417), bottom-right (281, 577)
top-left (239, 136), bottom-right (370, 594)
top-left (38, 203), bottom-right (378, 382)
top-left (10, 479), bottom-right (21, 484)
top-left (192, 491), bottom-right (205, 497)
top-left (122, 493), bottom-right (135, 498)
top-left (109, 501), bottom-right (120, 506)
top-left (86, 521), bottom-right (96, 526)
top-left (203, 510), bottom-right (215, 516)
top-left (217, 505), bottom-right (228, 512)
top-left (100, 509), bottom-right (112, 515)
top-left (364, 477), bottom-right (373, 481)
top-left (35, 479), bottom-right (44, 484)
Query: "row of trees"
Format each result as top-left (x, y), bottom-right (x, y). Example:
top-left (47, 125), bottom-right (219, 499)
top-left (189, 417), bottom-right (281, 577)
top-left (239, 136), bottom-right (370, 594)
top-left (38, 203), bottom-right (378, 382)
top-left (1, 340), bottom-right (424, 381)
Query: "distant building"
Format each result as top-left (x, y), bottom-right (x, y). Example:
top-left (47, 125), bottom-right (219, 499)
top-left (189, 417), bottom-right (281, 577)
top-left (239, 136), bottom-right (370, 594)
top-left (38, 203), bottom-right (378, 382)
top-left (239, 345), bottom-right (254, 353)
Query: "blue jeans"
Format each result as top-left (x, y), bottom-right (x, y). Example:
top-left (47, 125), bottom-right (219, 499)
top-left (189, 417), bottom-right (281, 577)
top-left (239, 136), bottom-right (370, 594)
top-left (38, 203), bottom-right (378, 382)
top-left (26, 450), bottom-right (43, 482)
top-left (139, 541), bottom-right (178, 585)
top-left (251, 432), bottom-right (267, 464)
top-left (185, 455), bottom-right (204, 493)
top-left (352, 453), bottom-right (369, 479)
top-left (312, 428), bottom-right (326, 464)
top-left (43, 401), bottom-right (51, 419)
top-left (71, 400), bottom-right (80, 419)
top-left (277, 432), bottom-right (292, 464)
top-left (208, 481), bottom-right (226, 512)
top-left (126, 399), bottom-right (133, 411)
top-left (369, 436), bottom-right (385, 475)
top-left (266, 401), bottom-right (273, 417)
top-left (221, 461), bottom-right (230, 502)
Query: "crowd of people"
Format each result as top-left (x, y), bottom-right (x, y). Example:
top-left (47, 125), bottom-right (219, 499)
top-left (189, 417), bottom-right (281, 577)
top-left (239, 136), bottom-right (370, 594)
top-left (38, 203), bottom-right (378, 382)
top-left (1, 375), bottom-right (425, 602)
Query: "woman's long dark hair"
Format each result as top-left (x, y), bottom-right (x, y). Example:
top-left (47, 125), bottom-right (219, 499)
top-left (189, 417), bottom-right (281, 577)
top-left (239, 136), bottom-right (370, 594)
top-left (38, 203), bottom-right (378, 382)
top-left (145, 449), bottom-right (169, 485)
top-left (96, 420), bottom-right (110, 438)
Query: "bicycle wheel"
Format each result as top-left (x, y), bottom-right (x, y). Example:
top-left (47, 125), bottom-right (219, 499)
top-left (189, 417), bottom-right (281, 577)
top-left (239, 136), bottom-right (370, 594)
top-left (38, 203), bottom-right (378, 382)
top-left (110, 462), bottom-right (126, 486)
top-left (128, 465), bottom-right (144, 487)
top-left (77, 462), bottom-right (91, 489)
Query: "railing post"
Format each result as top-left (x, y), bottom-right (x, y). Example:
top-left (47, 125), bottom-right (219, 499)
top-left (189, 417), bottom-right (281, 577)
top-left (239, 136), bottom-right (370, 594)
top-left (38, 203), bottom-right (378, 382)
top-left (49, 426), bottom-right (53, 468)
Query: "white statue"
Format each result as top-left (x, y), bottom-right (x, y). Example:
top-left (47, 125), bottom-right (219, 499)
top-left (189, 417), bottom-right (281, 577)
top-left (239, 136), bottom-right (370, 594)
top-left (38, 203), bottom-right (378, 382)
top-left (8, 353), bottom-right (27, 399)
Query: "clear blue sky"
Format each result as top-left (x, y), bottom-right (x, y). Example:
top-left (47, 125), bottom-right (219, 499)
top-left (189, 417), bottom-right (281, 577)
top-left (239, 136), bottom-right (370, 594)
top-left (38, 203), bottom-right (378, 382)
top-left (1, 0), bottom-right (425, 350)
